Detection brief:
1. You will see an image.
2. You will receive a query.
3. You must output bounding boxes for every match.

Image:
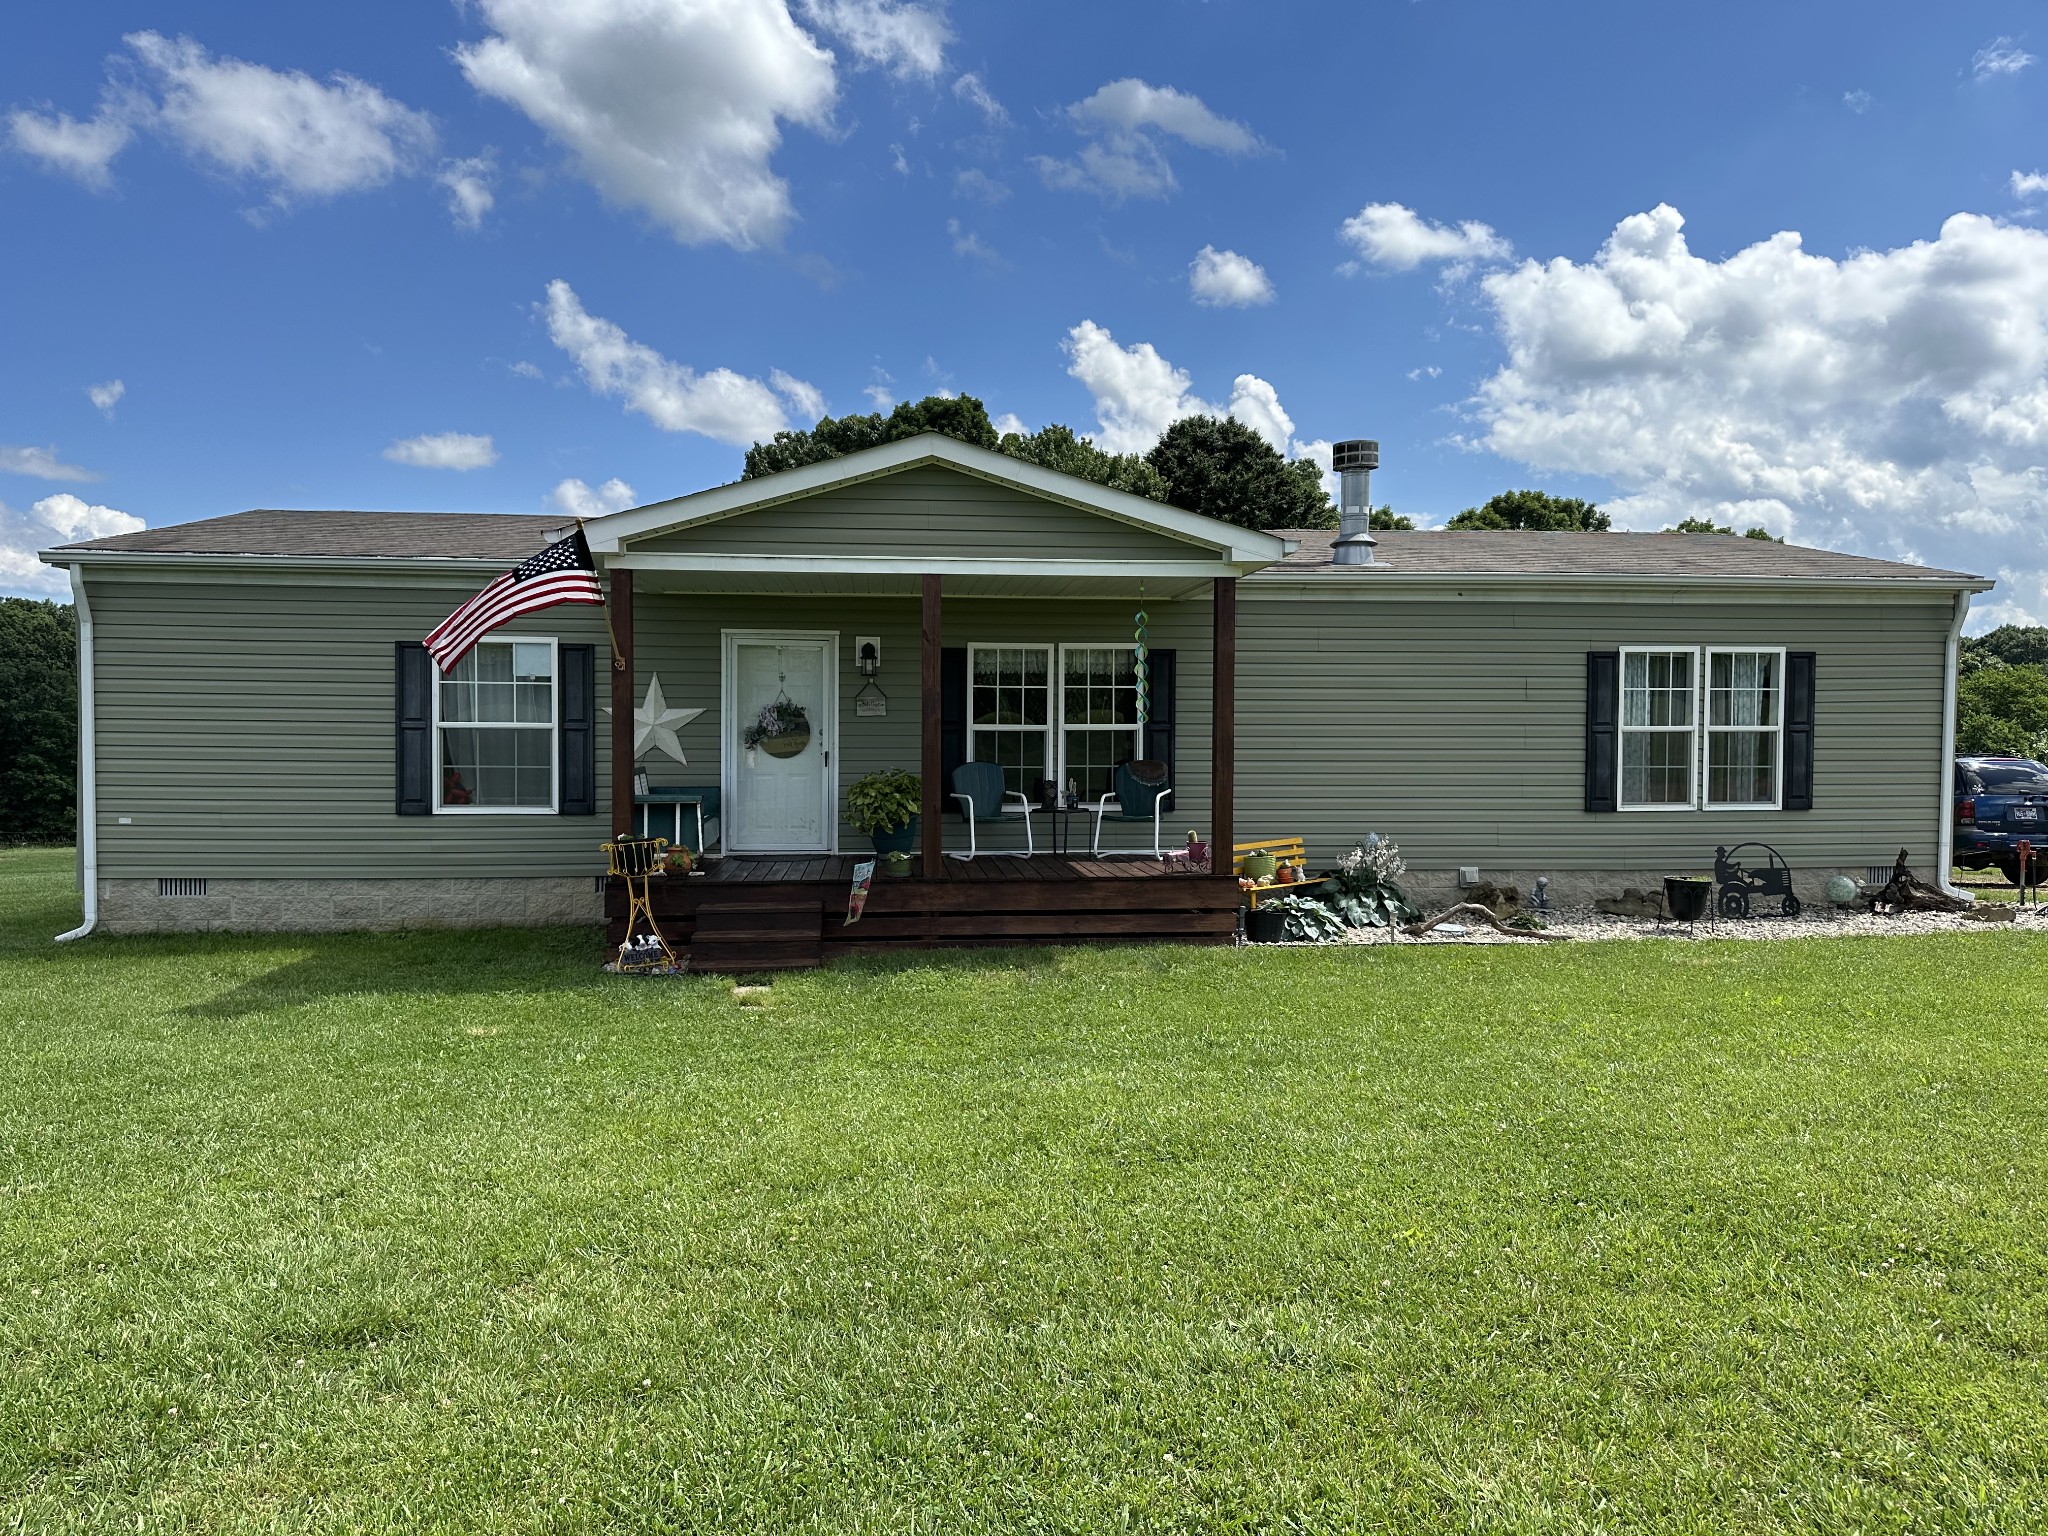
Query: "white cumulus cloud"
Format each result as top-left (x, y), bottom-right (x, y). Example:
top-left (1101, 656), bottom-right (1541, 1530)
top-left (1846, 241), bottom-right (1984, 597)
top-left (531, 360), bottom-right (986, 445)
top-left (771, 368), bottom-right (827, 422)
top-left (1034, 79), bottom-right (1265, 202)
top-left (438, 155), bottom-right (495, 230)
top-left (1973, 37), bottom-right (2035, 80)
top-left (9, 32), bottom-right (437, 207)
top-left (458, 0), bottom-right (837, 250)
top-left (1339, 202), bottom-right (1513, 273)
top-left (545, 279), bottom-right (807, 445)
top-left (2, 493), bottom-right (143, 595)
top-left (798, 0), bottom-right (949, 78)
top-left (6, 96), bottom-right (136, 189)
top-left (550, 477), bottom-right (640, 518)
top-left (1468, 203), bottom-right (2048, 621)
top-left (2013, 169), bottom-right (2048, 203)
top-left (1061, 320), bottom-right (1305, 457)
top-left (0, 445), bottom-right (97, 482)
top-left (383, 432), bottom-right (499, 471)
top-left (1188, 245), bottom-right (1274, 307)
top-left (88, 380), bottom-right (126, 417)
top-left (129, 31), bottom-right (435, 203)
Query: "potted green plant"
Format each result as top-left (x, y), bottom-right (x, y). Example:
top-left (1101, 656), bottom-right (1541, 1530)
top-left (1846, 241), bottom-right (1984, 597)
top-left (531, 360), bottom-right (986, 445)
top-left (744, 698), bottom-right (812, 759)
top-left (846, 768), bottom-right (922, 856)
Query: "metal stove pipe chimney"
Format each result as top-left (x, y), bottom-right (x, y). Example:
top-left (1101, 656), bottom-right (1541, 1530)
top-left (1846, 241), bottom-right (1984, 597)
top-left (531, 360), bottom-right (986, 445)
top-left (1331, 439), bottom-right (1379, 566)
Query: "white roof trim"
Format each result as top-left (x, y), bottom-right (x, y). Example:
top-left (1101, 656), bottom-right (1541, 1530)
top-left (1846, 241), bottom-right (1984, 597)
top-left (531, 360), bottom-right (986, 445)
top-left (581, 432), bottom-right (1290, 565)
top-left (609, 552), bottom-right (1248, 578)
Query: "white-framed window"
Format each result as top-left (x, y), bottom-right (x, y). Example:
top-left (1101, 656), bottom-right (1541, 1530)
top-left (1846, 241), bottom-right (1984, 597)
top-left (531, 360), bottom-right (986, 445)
top-left (968, 645), bottom-right (1053, 796)
top-left (434, 637), bottom-right (558, 813)
top-left (1619, 647), bottom-right (1698, 810)
top-left (1704, 647), bottom-right (1784, 810)
top-left (966, 642), bottom-right (1147, 799)
top-left (1060, 645), bottom-right (1142, 800)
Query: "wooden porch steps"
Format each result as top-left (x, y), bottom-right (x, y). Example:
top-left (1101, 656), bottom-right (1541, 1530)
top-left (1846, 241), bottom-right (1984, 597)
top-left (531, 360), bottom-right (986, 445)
top-left (686, 897), bottom-right (825, 973)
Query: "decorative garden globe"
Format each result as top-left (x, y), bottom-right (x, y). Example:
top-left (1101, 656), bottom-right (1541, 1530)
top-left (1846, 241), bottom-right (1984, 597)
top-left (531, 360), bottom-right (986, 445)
top-left (1825, 875), bottom-right (1860, 907)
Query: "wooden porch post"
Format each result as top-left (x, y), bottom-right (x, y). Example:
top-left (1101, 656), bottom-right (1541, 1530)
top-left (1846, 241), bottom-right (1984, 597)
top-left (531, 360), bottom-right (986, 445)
top-left (921, 574), bottom-right (944, 877)
top-left (609, 565), bottom-right (635, 838)
top-left (1212, 576), bottom-right (1235, 861)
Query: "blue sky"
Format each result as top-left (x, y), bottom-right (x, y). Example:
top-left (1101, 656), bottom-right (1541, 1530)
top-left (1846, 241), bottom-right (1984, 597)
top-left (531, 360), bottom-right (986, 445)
top-left (6, 1), bottom-right (2048, 622)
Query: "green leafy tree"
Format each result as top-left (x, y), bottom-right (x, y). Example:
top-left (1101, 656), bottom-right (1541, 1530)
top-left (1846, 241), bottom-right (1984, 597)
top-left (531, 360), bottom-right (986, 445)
top-left (0, 598), bottom-right (78, 843)
top-left (1144, 415), bottom-right (1337, 531)
top-left (1956, 664), bottom-right (2048, 757)
top-left (744, 394), bottom-right (1000, 478)
top-left (996, 423), bottom-right (1168, 500)
top-left (1448, 489), bottom-right (1610, 532)
top-left (1369, 506), bottom-right (1415, 531)
top-left (1962, 624), bottom-right (2048, 672)
top-left (1667, 516), bottom-right (1781, 542)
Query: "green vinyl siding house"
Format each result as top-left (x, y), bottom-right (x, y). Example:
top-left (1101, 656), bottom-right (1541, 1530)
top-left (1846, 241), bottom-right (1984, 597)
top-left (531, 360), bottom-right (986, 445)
top-left (41, 434), bottom-right (1990, 953)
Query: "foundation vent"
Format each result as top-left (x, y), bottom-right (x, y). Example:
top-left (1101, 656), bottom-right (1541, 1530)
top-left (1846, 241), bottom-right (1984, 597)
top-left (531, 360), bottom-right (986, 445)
top-left (157, 878), bottom-right (209, 898)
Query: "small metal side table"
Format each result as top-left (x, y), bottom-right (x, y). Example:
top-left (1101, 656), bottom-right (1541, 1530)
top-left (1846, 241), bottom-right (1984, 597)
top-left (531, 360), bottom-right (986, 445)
top-left (1045, 794), bottom-right (1090, 857)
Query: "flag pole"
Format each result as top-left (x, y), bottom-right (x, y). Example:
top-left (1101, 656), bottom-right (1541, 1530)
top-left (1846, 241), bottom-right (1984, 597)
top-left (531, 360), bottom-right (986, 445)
top-left (580, 519), bottom-right (628, 673)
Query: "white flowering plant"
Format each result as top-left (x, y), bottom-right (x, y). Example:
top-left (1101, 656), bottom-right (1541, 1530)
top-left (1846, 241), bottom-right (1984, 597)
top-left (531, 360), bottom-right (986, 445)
top-left (1319, 833), bottom-right (1420, 929)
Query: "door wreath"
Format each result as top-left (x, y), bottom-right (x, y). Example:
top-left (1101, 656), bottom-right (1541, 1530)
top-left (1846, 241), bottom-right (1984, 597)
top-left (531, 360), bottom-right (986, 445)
top-left (745, 697), bottom-right (811, 759)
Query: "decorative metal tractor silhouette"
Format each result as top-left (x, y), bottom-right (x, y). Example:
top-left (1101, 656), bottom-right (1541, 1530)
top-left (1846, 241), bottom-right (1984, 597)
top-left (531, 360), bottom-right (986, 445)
top-left (1714, 842), bottom-right (1801, 919)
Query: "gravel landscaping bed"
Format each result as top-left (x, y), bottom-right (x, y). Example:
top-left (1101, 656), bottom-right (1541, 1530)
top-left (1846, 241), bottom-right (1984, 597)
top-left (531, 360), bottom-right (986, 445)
top-left (1326, 899), bottom-right (2048, 944)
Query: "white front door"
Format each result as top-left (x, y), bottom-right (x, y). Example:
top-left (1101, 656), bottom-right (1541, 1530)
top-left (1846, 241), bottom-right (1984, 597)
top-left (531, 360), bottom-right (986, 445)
top-left (723, 632), bottom-right (837, 853)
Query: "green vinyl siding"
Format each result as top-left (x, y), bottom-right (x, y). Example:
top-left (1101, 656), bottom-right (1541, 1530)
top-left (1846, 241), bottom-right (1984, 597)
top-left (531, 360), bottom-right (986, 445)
top-left (1234, 593), bottom-right (1952, 871)
top-left (86, 572), bottom-right (613, 881)
top-left (628, 465), bottom-right (1211, 561)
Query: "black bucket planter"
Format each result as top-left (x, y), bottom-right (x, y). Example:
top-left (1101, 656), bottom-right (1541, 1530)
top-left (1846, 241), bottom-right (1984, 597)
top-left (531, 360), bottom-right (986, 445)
top-left (1663, 877), bottom-right (1712, 924)
top-left (1245, 907), bottom-right (1288, 944)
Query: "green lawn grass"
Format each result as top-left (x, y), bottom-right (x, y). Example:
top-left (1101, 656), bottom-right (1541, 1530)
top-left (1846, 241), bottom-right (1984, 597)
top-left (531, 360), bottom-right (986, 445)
top-left (4, 846), bottom-right (2047, 1533)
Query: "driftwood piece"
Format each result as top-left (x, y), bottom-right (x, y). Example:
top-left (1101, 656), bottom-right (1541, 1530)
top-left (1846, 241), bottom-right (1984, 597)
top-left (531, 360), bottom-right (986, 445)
top-left (1866, 848), bottom-right (1970, 914)
top-left (1402, 902), bottom-right (1567, 941)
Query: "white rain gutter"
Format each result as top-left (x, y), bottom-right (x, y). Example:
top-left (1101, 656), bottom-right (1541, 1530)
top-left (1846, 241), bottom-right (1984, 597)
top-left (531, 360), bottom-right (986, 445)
top-left (55, 564), bottom-right (97, 942)
top-left (1937, 589), bottom-right (1972, 905)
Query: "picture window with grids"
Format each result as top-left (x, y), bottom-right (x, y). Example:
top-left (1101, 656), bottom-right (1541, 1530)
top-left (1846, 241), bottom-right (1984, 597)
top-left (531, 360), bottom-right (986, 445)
top-left (435, 638), bottom-right (558, 812)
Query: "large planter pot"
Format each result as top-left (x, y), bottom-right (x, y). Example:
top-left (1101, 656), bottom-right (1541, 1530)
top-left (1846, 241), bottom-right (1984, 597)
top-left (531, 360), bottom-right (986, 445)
top-left (1663, 877), bottom-right (1711, 923)
top-left (870, 815), bottom-right (921, 858)
top-left (1242, 851), bottom-right (1278, 882)
top-left (1245, 907), bottom-right (1288, 943)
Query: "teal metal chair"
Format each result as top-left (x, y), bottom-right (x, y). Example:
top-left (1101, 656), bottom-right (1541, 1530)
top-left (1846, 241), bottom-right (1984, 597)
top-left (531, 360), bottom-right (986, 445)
top-left (1090, 759), bottom-right (1172, 858)
top-left (949, 761), bottom-right (1036, 859)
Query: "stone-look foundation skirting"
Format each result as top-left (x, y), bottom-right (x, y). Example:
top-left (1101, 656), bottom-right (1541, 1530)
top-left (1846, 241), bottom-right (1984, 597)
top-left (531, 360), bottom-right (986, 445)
top-left (97, 877), bottom-right (604, 934)
top-left (1401, 866), bottom-right (1882, 913)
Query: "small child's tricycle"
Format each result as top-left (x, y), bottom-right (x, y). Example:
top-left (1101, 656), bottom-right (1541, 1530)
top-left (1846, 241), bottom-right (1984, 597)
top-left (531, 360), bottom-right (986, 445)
top-left (1714, 842), bottom-right (1801, 919)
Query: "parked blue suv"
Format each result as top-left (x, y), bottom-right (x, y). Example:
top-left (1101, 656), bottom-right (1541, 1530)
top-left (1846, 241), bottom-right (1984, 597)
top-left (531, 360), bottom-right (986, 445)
top-left (1954, 756), bottom-right (2048, 881)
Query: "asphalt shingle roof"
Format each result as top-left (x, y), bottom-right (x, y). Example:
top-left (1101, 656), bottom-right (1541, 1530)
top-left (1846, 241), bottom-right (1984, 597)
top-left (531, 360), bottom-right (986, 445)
top-left (56, 509), bottom-right (564, 560)
top-left (1268, 528), bottom-right (1982, 582)
top-left (54, 508), bottom-right (1985, 585)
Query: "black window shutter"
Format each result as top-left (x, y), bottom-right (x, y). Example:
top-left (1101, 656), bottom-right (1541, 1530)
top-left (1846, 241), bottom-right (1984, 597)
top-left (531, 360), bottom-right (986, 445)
top-left (940, 646), bottom-right (968, 816)
top-left (395, 642), bottom-right (434, 816)
top-left (1143, 648), bottom-right (1176, 815)
top-left (1585, 651), bottom-right (1619, 813)
top-left (1785, 651), bottom-right (1816, 811)
top-left (559, 643), bottom-right (597, 815)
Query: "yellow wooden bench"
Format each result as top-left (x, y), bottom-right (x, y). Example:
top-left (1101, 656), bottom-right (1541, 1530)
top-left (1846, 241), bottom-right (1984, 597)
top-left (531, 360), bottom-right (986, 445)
top-left (1232, 837), bottom-right (1329, 908)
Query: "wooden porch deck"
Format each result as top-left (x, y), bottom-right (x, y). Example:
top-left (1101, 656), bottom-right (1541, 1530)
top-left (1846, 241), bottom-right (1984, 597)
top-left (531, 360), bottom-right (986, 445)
top-left (607, 855), bottom-right (1241, 972)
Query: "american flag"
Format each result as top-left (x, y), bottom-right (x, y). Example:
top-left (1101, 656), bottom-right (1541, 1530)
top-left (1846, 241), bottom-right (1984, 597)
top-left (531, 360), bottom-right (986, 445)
top-left (425, 525), bottom-right (605, 671)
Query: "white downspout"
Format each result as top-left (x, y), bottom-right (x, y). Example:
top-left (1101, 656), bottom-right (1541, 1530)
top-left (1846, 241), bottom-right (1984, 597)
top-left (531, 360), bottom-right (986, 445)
top-left (1936, 589), bottom-right (1971, 905)
top-left (55, 564), bottom-right (97, 942)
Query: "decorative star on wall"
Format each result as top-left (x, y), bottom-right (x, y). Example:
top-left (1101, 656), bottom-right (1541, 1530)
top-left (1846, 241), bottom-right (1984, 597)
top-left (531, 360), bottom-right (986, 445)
top-left (604, 673), bottom-right (703, 764)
